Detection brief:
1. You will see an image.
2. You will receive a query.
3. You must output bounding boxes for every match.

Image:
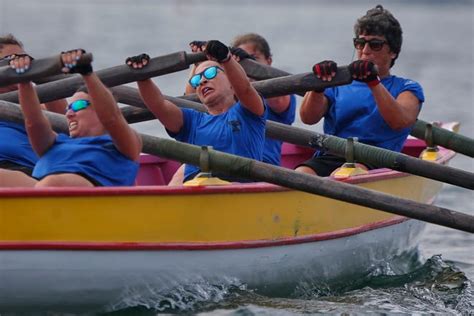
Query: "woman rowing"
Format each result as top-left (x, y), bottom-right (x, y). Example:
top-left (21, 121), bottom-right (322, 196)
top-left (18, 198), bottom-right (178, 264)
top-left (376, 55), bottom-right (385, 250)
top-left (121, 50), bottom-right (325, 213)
top-left (127, 40), bottom-right (266, 184)
top-left (0, 34), bottom-right (67, 184)
top-left (0, 49), bottom-right (142, 187)
top-left (186, 34), bottom-right (297, 166)
top-left (297, 5), bottom-right (425, 176)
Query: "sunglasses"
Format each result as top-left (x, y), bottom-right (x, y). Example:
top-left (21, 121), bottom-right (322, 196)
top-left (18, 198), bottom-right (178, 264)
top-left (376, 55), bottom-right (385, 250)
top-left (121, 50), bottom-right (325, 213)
top-left (189, 66), bottom-right (224, 89)
top-left (353, 38), bottom-right (387, 51)
top-left (66, 99), bottom-right (91, 113)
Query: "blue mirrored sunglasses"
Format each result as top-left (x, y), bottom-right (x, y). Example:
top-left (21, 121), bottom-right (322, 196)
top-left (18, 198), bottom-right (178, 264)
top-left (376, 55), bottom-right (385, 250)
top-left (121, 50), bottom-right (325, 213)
top-left (189, 66), bottom-right (224, 89)
top-left (66, 99), bottom-right (91, 113)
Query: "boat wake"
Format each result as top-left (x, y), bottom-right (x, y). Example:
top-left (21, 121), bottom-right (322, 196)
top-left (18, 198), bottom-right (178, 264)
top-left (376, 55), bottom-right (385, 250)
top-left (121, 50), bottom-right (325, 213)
top-left (290, 254), bottom-right (473, 315)
top-left (103, 254), bottom-right (473, 315)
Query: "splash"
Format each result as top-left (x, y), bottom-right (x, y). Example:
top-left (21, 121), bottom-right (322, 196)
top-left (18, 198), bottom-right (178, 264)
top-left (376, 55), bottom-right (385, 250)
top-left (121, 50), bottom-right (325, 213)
top-left (104, 276), bottom-right (247, 313)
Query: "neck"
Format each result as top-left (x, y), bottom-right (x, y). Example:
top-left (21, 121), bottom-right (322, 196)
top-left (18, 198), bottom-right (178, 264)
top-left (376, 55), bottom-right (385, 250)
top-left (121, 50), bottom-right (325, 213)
top-left (205, 95), bottom-right (236, 115)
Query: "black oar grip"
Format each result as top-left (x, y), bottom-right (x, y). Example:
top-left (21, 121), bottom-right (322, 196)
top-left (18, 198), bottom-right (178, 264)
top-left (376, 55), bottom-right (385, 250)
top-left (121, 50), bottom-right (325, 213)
top-left (184, 52), bottom-right (207, 65)
top-left (0, 53), bottom-right (93, 87)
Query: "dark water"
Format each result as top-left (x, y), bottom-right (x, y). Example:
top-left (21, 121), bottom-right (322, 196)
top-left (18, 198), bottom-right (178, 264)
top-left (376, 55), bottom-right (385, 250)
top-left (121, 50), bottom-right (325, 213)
top-left (1, 0), bottom-right (473, 314)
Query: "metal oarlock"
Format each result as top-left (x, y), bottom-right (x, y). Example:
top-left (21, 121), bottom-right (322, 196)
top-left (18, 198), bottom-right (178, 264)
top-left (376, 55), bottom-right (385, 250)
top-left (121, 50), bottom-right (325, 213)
top-left (184, 146), bottom-right (231, 187)
top-left (420, 123), bottom-right (440, 161)
top-left (333, 137), bottom-right (368, 179)
top-left (199, 145), bottom-right (211, 174)
top-left (344, 137), bottom-right (357, 167)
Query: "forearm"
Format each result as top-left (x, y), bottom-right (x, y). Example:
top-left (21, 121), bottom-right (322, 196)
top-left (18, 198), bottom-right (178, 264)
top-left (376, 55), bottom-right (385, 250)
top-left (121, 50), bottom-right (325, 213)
top-left (82, 74), bottom-right (121, 123)
top-left (18, 82), bottom-right (56, 155)
top-left (43, 99), bottom-right (67, 114)
top-left (83, 74), bottom-right (142, 161)
top-left (137, 79), bottom-right (183, 132)
top-left (300, 91), bottom-right (328, 125)
top-left (221, 58), bottom-right (264, 116)
top-left (184, 64), bottom-right (197, 95)
top-left (371, 85), bottom-right (419, 130)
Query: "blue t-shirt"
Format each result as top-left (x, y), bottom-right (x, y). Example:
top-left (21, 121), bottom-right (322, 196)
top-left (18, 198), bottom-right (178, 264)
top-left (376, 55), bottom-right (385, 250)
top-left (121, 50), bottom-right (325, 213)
top-left (263, 94), bottom-right (297, 165)
top-left (33, 134), bottom-right (139, 186)
top-left (323, 75), bottom-right (425, 152)
top-left (0, 121), bottom-right (38, 168)
top-left (169, 100), bottom-right (266, 181)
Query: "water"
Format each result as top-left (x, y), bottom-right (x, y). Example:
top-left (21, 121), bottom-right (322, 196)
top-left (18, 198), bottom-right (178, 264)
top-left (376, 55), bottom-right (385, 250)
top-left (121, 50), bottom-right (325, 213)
top-left (1, 0), bottom-right (473, 314)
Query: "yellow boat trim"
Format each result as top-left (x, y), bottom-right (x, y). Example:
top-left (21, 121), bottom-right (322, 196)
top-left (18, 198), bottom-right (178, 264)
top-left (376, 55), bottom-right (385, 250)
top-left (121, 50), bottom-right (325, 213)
top-left (0, 173), bottom-right (442, 244)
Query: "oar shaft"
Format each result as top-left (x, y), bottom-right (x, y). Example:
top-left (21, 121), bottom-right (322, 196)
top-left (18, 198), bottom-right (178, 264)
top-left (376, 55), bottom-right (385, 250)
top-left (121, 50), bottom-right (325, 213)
top-left (0, 51), bottom-right (207, 103)
top-left (0, 53), bottom-right (92, 87)
top-left (267, 121), bottom-right (474, 190)
top-left (1, 100), bottom-right (472, 233)
top-left (238, 59), bottom-right (474, 158)
top-left (412, 120), bottom-right (474, 158)
top-left (111, 86), bottom-right (474, 190)
top-left (180, 67), bottom-right (352, 103)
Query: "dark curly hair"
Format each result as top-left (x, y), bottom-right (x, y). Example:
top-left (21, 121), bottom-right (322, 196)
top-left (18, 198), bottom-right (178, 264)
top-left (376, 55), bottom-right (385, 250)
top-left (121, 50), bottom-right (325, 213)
top-left (354, 5), bottom-right (402, 67)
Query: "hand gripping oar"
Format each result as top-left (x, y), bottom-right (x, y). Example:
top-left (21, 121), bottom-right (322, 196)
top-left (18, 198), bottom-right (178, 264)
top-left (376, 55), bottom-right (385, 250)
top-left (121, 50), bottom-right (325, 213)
top-left (0, 53), bottom-right (93, 87)
top-left (0, 51), bottom-right (208, 103)
top-left (0, 100), bottom-right (473, 233)
top-left (237, 59), bottom-right (474, 158)
top-left (109, 85), bottom-right (474, 191)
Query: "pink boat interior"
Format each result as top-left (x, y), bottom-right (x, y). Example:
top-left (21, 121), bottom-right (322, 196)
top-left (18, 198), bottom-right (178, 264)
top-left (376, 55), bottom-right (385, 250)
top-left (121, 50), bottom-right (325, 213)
top-left (135, 138), bottom-right (431, 186)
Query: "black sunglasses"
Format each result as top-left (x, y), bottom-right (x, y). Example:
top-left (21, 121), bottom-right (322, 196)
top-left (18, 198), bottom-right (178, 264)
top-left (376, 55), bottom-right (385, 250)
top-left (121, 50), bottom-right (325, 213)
top-left (353, 38), bottom-right (387, 51)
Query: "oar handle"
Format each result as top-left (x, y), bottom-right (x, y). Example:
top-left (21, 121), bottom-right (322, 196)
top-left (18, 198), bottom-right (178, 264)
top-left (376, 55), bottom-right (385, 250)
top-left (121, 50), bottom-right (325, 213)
top-left (184, 52), bottom-right (207, 65)
top-left (181, 66), bottom-right (353, 102)
top-left (0, 53), bottom-right (93, 87)
top-left (0, 51), bottom-right (207, 104)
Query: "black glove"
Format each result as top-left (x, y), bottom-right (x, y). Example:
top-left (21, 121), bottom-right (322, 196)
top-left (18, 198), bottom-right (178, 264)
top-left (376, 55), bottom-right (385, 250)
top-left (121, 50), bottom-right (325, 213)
top-left (125, 53), bottom-right (150, 68)
top-left (205, 40), bottom-right (231, 63)
top-left (62, 49), bottom-right (93, 75)
top-left (312, 60), bottom-right (337, 92)
top-left (6, 53), bottom-right (34, 74)
top-left (312, 60), bottom-right (337, 77)
top-left (230, 47), bottom-right (255, 61)
top-left (6, 53), bottom-right (34, 61)
top-left (349, 60), bottom-right (380, 87)
top-left (189, 40), bottom-right (208, 50)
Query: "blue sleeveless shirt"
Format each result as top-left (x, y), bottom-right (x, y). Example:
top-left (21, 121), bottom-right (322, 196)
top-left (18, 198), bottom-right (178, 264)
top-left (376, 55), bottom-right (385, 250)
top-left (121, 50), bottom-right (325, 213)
top-left (323, 75), bottom-right (424, 152)
top-left (33, 134), bottom-right (139, 186)
top-left (169, 100), bottom-right (266, 181)
top-left (263, 94), bottom-right (296, 165)
top-left (0, 121), bottom-right (38, 168)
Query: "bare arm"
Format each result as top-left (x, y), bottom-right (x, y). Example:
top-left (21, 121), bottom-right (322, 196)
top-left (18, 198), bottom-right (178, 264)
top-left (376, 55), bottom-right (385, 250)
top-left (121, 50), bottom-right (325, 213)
top-left (18, 82), bottom-right (57, 156)
top-left (137, 79), bottom-right (184, 133)
top-left (82, 73), bottom-right (142, 161)
top-left (221, 57), bottom-right (264, 116)
top-left (299, 91), bottom-right (329, 125)
top-left (43, 99), bottom-right (68, 114)
top-left (184, 41), bottom-right (207, 95)
top-left (371, 85), bottom-right (420, 130)
top-left (184, 64), bottom-right (198, 95)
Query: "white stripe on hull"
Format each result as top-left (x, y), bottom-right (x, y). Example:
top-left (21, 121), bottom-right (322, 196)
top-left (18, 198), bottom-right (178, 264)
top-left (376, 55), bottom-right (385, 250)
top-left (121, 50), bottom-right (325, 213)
top-left (0, 219), bottom-right (425, 311)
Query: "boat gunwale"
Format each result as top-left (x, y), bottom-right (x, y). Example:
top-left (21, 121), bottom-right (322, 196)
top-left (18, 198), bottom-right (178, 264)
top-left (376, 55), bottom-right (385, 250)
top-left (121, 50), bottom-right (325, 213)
top-left (0, 146), bottom-right (455, 198)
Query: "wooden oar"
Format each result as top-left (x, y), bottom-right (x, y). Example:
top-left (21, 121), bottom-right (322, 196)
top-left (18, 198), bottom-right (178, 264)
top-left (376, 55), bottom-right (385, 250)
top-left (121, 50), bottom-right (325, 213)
top-left (238, 59), bottom-right (474, 158)
top-left (0, 51), bottom-right (207, 103)
top-left (0, 53), bottom-right (93, 87)
top-left (112, 85), bottom-right (474, 190)
top-left (0, 100), bottom-right (472, 233)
